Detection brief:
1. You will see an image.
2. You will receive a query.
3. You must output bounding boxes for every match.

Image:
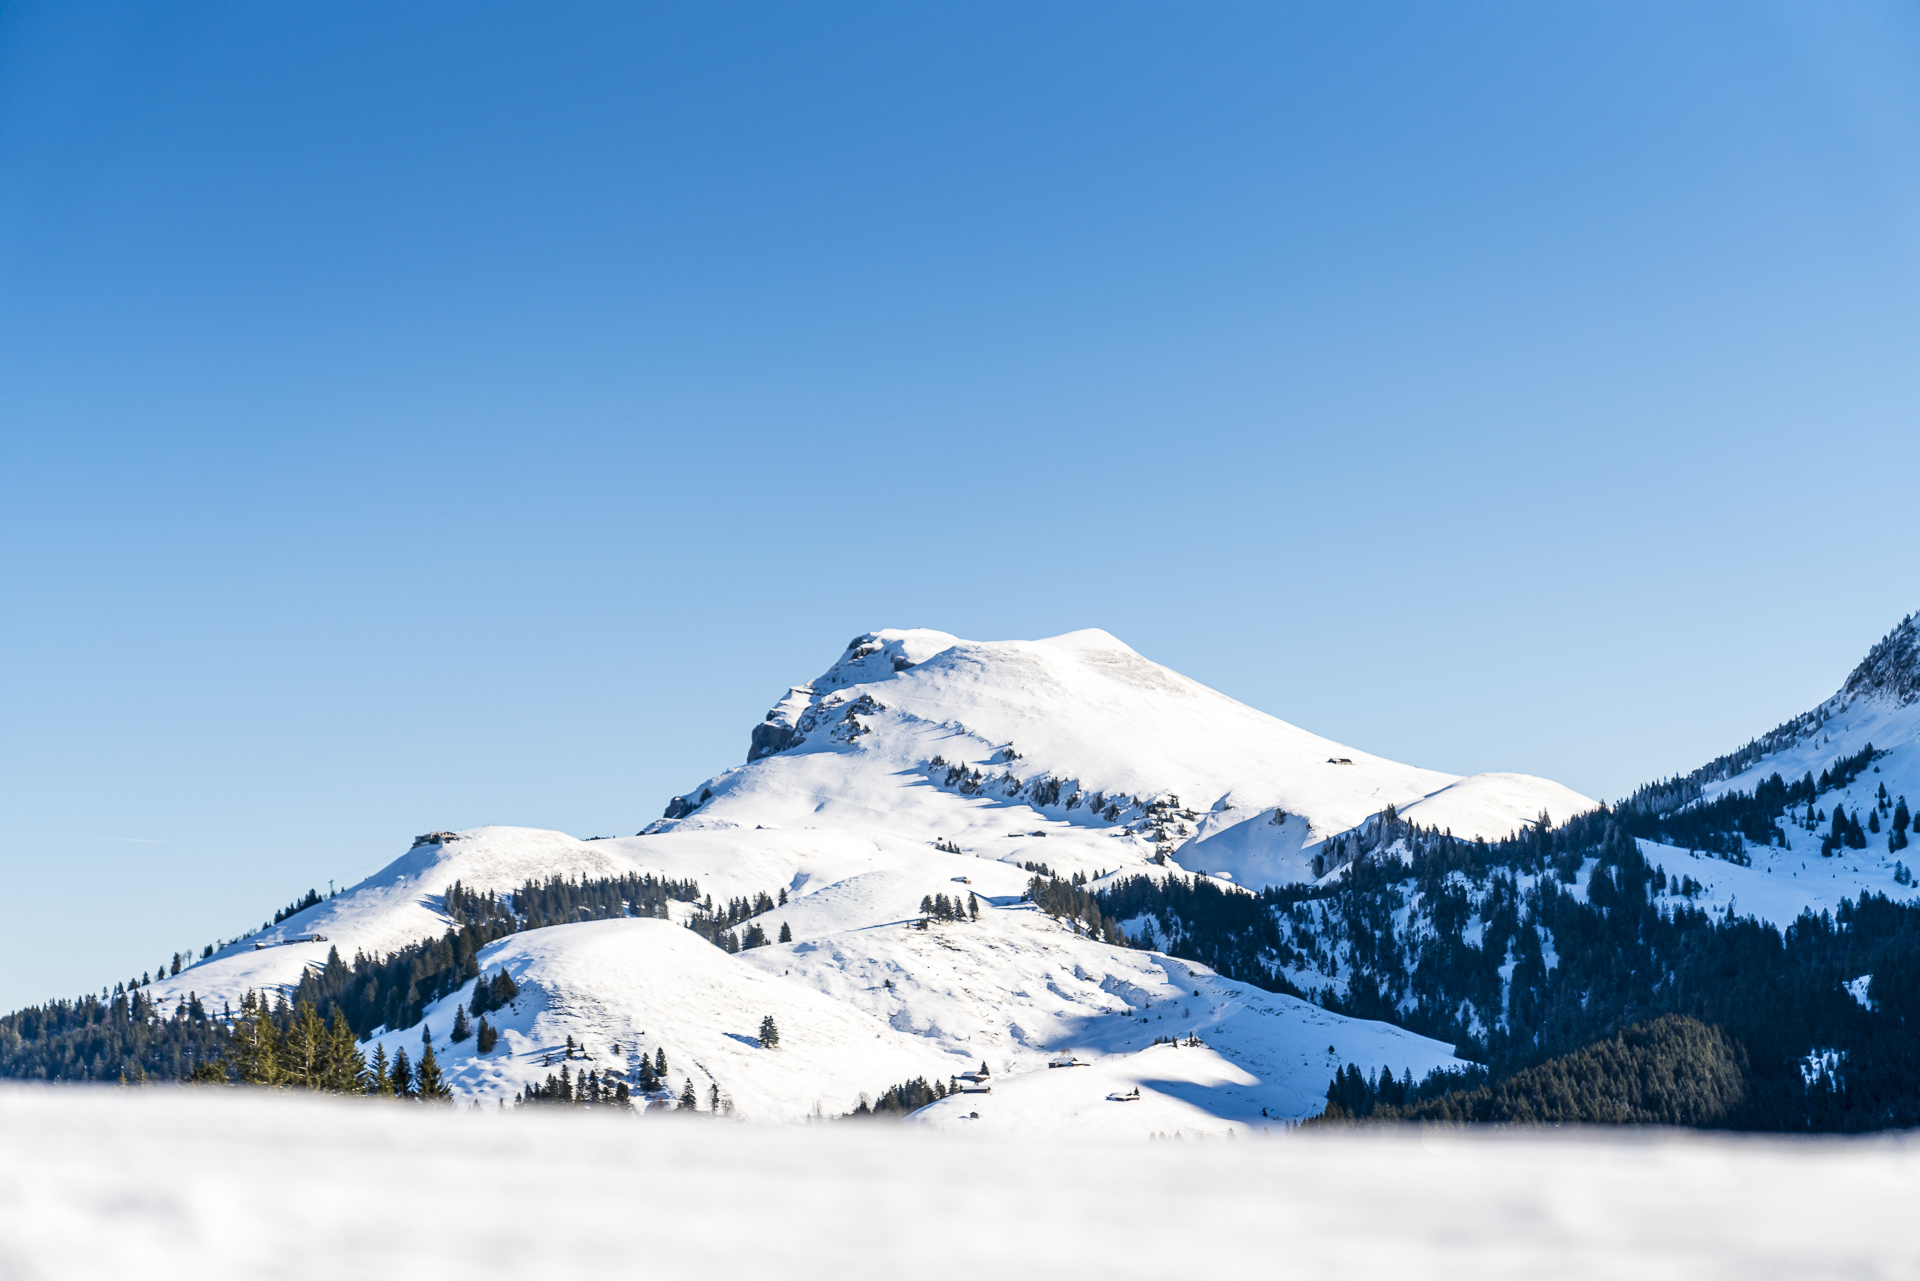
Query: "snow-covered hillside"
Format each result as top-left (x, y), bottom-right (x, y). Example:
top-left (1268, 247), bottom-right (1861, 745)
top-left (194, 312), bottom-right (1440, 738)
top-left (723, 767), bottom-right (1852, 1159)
top-left (142, 626), bottom-right (1592, 1125)
top-left (151, 824), bottom-right (1459, 1123)
top-left (1627, 614), bottom-right (1920, 924)
top-left (1699, 628), bottom-right (1920, 824)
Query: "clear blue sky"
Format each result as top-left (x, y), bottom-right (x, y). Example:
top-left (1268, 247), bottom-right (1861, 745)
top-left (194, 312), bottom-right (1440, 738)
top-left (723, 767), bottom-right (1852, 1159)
top-left (3, 2), bottom-right (1918, 1009)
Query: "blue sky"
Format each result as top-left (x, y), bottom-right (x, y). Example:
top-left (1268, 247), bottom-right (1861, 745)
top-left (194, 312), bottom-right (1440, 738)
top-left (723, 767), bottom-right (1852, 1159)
top-left (3, 2), bottom-right (1918, 1008)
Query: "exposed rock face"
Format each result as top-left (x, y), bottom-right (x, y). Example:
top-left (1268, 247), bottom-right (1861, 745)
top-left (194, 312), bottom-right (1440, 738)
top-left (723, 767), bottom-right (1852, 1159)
top-left (1842, 614), bottom-right (1920, 707)
top-left (747, 722), bottom-right (803, 763)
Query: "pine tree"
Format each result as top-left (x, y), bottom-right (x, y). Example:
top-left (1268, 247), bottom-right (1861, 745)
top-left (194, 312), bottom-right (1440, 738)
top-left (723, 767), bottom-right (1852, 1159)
top-left (451, 1005), bottom-right (472, 1042)
top-left (281, 1001), bottom-right (326, 1089)
top-left (655, 1047), bottom-right (667, 1078)
top-left (678, 1078), bottom-right (697, 1110)
top-left (759, 1015), bottom-right (780, 1048)
top-left (969, 894), bottom-right (979, 921)
top-left (476, 1015), bottom-right (497, 1054)
top-left (391, 1046), bottom-right (414, 1097)
top-left (228, 990), bottom-right (281, 1086)
top-left (415, 1028), bottom-right (452, 1103)
top-left (778, 921), bottom-right (793, 943)
top-left (708, 1081), bottom-right (720, 1111)
top-left (369, 1043), bottom-right (394, 1096)
top-left (321, 1009), bottom-right (367, 1093)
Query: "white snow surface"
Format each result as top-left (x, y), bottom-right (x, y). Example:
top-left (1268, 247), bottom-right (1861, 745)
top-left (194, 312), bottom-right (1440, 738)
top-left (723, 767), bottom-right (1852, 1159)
top-left (6, 1085), bottom-right (1920, 1280)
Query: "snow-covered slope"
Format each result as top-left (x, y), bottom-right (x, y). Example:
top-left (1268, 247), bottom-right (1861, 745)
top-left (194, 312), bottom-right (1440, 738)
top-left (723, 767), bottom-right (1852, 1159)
top-left (1697, 616), bottom-right (1920, 820)
top-left (1625, 613), bottom-right (1920, 925)
top-left (138, 626), bottom-right (1608, 1127)
top-left (151, 820), bottom-right (1462, 1124)
top-left (364, 897), bottom-right (1460, 1124)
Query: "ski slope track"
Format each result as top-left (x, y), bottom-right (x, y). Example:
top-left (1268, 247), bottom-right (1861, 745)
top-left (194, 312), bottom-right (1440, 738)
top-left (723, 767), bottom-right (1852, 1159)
top-left (143, 627), bottom-right (1594, 1126)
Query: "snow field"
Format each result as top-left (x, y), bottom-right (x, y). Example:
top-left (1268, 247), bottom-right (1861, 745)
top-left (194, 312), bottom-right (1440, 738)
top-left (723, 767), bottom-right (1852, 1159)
top-left (368, 918), bottom-right (956, 1119)
top-left (4, 1084), bottom-right (1918, 1280)
top-left (370, 893), bottom-right (1459, 1122)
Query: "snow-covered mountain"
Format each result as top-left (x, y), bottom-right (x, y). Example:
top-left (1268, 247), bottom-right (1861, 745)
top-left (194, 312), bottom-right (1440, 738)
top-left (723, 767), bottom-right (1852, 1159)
top-left (1695, 614), bottom-right (1920, 813)
top-left (146, 626), bottom-right (1590, 1126)
top-left (654, 627), bottom-right (1595, 886)
top-left (1609, 614), bottom-right (1920, 924)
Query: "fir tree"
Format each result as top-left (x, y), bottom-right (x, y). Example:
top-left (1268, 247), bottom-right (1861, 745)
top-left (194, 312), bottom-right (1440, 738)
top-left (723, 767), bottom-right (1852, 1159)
top-left (759, 1015), bottom-right (780, 1049)
top-left (678, 1078), bottom-right (697, 1110)
top-left (369, 1043), bottom-right (394, 1096)
top-left (655, 1047), bottom-right (667, 1078)
top-left (321, 1009), bottom-right (367, 1093)
top-left (476, 1015), bottom-right (497, 1054)
top-left (415, 1028), bottom-right (452, 1103)
top-left (451, 1005), bottom-right (472, 1042)
top-left (227, 990), bottom-right (281, 1086)
top-left (282, 1001), bottom-right (325, 1089)
top-left (391, 1046), bottom-right (414, 1098)
top-left (778, 921), bottom-right (793, 943)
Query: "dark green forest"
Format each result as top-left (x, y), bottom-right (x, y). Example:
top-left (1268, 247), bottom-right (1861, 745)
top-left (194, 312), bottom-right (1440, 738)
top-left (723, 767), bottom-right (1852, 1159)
top-left (1077, 792), bottom-right (1920, 1131)
top-left (0, 871), bottom-right (702, 1084)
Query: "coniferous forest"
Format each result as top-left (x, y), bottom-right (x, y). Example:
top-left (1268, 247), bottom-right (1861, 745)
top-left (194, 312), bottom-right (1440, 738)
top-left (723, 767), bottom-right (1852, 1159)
top-left (0, 872), bottom-right (698, 1085)
top-left (1078, 801), bottom-right (1920, 1132)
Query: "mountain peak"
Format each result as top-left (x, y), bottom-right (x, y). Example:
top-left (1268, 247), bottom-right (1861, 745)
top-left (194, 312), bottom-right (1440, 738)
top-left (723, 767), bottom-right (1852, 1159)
top-left (1841, 613), bottom-right (1920, 707)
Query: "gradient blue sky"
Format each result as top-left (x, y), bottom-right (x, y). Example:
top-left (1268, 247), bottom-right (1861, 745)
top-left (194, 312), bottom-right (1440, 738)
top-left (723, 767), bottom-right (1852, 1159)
top-left (4, 2), bottom-right (1919, 1008)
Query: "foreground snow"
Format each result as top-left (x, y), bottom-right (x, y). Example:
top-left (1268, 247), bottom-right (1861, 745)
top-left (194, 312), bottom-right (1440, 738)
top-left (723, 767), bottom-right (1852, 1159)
top-left (3, 1085), bottom-right (1917, 1280)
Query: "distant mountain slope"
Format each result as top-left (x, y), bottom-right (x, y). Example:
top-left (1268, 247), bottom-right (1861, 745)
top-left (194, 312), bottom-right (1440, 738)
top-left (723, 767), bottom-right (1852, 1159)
top-left (1615, 613), bottom-right (1920, 901)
